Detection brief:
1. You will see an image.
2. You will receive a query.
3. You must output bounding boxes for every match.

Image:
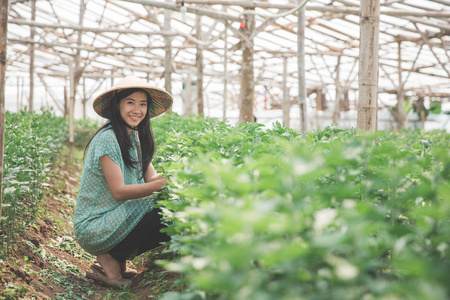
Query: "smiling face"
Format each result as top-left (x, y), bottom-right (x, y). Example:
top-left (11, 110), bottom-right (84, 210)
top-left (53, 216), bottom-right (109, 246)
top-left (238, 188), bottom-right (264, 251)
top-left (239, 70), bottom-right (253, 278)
top-left (119, 90), bottom-right (148, 134)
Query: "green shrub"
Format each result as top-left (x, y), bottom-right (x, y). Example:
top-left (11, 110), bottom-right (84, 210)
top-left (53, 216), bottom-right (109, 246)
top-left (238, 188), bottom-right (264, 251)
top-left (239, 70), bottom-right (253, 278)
top-left (151, 115), bottom-right (449, 300)
top-left (1, 109), bottom-right (67, 257)
top-left (74, 118), bottom-right (103, 148)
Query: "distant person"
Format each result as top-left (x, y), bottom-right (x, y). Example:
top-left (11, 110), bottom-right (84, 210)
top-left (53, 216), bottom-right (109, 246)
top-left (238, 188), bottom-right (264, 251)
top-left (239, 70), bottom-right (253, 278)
top-left (74, 75), bottom-right (173, 288)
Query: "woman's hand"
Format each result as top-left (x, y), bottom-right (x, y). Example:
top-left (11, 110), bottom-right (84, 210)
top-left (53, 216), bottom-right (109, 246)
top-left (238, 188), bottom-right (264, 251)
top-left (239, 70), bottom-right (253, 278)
top-left (100, 155), bottom-right (169, 201)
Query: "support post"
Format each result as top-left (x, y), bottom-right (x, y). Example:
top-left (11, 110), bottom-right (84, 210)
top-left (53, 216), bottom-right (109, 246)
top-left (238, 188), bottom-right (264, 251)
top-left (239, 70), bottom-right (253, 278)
top-left (29, 0), bottom-right (36, 113)
top-left (297, 1), bottom-right (308, 132)
top-left (396, 40), bottom-right (406, 130)
top-left (196, 15), bottom-right (204, 115)
top-left (17, 77), bottom-right (20, 112)
top-left (282, 57), bottom-right (290, 127)
top-left (357, 0), bottom-right (380, 131)
top-left (332, 55), bottom-right (342, 124)
top-left (222, 24), bottom-right (228, 121)
top-left (82, 77), bottom-right (87, 119)
top-left (164, 9), bottom-right (173, 109)
top-left (238, 6), bottom-right (255, 124)
top-left (64, 85), bottom-right (68, 116)
top-left (0, 0), bottom-right (9, 226)
top-left (69, 62), bottom-right (75, 161)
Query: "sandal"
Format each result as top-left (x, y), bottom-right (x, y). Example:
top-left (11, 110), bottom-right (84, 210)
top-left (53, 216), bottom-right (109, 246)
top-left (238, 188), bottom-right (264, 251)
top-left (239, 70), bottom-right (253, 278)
top-left (86, 265), bottom-right (132, 289)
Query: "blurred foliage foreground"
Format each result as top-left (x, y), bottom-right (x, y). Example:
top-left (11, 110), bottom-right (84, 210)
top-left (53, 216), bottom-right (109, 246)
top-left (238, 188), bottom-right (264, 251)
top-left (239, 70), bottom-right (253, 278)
top-left (151, 115), bottom-right (450, 300)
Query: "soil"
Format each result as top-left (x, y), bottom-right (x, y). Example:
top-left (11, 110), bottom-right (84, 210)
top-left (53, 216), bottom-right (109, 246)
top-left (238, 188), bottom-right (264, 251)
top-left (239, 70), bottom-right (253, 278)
top-left (0, 155), bottom-right (181, 299)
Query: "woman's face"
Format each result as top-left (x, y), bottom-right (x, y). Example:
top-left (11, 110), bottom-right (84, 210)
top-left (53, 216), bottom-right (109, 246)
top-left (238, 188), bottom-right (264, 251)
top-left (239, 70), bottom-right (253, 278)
top-left (119, 90), bottom-right (148, 134)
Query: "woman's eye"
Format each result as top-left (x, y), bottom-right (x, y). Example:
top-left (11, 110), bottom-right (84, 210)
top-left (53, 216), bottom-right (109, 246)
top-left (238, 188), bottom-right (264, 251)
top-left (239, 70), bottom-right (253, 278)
top-left (141, 103), bottom-right (147, 107)
top-left (127, 101), bottom-right (134, 105)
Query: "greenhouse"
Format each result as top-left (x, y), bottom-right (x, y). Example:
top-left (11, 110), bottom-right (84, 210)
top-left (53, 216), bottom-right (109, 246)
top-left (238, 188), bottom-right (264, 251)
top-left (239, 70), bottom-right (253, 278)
top-left (0, 0), bottom-right (449, 299)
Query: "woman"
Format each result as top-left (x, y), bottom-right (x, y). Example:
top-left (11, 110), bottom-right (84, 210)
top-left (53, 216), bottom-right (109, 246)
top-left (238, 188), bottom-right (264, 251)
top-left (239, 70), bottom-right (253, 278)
top-left (74, 75), bottom-right (173, 288)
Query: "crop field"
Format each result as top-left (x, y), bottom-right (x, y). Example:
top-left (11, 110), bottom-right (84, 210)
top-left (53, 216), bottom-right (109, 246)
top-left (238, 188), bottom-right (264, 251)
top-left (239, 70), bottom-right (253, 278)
top-left (1, 111), bottom-right (449, 299)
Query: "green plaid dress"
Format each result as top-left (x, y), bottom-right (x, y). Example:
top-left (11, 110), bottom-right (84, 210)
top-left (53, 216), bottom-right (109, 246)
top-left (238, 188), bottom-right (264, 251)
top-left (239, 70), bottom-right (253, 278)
top-left (74, 127), bottom-right (157, 255)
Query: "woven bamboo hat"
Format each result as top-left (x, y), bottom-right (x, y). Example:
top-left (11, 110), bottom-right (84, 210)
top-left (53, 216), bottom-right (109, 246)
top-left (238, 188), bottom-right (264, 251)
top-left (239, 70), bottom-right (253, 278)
top-left (93, 75), bottom-right (173, 119)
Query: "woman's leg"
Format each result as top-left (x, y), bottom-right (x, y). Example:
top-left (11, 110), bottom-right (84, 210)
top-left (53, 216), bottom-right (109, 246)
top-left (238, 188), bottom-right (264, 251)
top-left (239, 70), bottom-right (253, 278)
top-left (96, 252), bottom-right (124, 279)
top-left (108, 207), bottom-right (170, 262)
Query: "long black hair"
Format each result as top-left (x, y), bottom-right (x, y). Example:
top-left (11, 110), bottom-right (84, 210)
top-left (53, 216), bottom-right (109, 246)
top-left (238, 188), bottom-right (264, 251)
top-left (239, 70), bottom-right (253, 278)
top-left (85, 88), bottom-right (155, 179)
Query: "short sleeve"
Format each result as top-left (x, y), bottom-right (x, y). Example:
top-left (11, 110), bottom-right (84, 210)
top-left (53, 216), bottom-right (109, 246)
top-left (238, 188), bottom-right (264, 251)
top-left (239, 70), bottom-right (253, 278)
top-left (90, 129), bottom-right (122, 170)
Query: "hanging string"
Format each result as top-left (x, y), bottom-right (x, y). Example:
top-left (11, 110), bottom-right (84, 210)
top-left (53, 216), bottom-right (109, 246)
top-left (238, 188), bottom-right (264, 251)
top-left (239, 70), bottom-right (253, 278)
top-left (180, 1), bottom-right (187, 23)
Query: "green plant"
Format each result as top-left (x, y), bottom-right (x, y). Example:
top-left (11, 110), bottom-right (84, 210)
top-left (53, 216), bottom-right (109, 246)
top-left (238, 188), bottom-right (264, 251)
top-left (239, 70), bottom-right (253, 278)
top-left (148, 115), bottom-right (450, 300)
top-left (74, 118), bottom-right (103, 148)
top-left (1, 109), bottom-right (68, 258)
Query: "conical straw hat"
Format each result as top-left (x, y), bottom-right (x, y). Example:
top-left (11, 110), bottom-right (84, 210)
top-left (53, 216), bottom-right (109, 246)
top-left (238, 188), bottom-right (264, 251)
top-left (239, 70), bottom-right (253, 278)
top-left (93, 75), bottom-right (173, 119)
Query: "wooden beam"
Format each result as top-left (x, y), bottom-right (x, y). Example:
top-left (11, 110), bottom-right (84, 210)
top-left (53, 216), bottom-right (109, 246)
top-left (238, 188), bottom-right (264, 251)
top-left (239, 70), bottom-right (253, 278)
top-left (332, 55), bottom-right (342, 124)
top-left (9, 19), bottom-right (179, 36)
top-left (357, 0), bottom-right (380, 132)
top-left (37, 74), bottom-right (64, 114)
top-left (239, 5), bottom-right (255, 124)
top-left (176, 0), bottom-right (450, 19)
top-left (282, 56), bottom-right (290, 127)
top-left (223, 24), bottom-right (228, 121)
top-left (196, 15), bottom-right (204, 115)
top-left (122, 0), bottom-right (242, 22)
top-left (414, 23), bottom-right (450, 78)
top-left (29, 0), bottom-right (36, 113)
top-left (297, 2), bottom-right (307, 132)
top-left (0, 0), bottom-right (9, 227)
top-left (164, 9), bottom-right (173, 96)
top-left (69, 61), bottom-right (75, 161)
top-left (396, 40), bottom-right (406, 130)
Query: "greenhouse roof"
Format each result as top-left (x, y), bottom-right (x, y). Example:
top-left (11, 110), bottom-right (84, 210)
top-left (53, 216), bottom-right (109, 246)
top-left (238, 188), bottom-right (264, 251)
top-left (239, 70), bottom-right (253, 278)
top-left (5, 0), bottom-right (450, 116)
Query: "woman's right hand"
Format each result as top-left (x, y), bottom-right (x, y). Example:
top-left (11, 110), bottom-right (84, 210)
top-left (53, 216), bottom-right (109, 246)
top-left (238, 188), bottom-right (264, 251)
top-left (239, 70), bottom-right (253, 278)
top-left (101, 154), bottom-right (169, 201)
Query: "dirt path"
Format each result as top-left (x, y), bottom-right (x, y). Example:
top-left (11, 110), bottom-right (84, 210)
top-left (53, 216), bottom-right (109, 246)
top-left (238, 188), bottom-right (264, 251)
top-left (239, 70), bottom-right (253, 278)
top-left (1, 153), bottom-right (180, 299)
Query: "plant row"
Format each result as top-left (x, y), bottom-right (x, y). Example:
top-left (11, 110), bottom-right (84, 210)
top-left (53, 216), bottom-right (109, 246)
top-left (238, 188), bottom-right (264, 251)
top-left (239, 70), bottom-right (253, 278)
top-left (1, 110), bottom-right (68, 257)
top-left (151, 114), bottom-right (450, 300)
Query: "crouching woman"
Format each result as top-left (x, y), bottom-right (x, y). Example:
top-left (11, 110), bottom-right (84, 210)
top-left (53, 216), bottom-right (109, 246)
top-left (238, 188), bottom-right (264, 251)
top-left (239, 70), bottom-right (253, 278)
top-left (74, 76), bottom-right (173, 288)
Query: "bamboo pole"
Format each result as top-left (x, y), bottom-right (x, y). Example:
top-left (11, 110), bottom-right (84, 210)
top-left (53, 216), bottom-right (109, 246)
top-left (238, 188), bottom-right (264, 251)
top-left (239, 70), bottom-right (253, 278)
top-left (238, 5), bottom-right (255, 124)
top-left (0, 0), bottom-right (9, 226)
top-left (357, 0), bottom-right (380, 132)
top-left (29, 0), bottom-right (36, 113)
top-left (196, 15), bottom-right (204, 115)
top-left (297, 1), bottom-right (307, 132)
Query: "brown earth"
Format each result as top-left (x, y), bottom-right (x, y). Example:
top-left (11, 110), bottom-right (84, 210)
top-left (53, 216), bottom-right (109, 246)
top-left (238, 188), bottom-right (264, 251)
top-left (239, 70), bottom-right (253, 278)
top-left (0, 154), bottom-right (181, 299)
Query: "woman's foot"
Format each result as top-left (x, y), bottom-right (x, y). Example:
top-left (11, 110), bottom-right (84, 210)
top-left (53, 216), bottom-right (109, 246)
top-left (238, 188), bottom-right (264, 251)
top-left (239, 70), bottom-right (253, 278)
top-left (119, 260), bottom-right (138, 279)
top-left (96, 253), bottom-right (124, 280)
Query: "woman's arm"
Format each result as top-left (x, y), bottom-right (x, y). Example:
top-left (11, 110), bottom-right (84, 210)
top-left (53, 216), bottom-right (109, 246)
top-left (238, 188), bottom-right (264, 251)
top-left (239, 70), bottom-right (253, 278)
top-left (144, 162), bottom-right (162, 183)
top-left (100, 155), bottom-right (168, 201)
